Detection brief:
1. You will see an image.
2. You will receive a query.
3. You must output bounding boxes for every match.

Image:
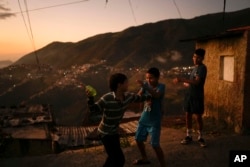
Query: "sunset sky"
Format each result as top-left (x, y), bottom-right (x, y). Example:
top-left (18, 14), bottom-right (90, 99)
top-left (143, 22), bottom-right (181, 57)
top-left (1, 0), bottom-right (250, 62)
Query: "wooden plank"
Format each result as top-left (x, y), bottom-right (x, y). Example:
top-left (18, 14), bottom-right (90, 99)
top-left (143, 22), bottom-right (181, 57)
top-left (78, 127), bottom-right (84, 145)
top-left (119, 124), bottom-right (130, 133)
top-left (69, 127), bottom-right (74, 146)
top-left (72, 127), bottom-right (76, 146)
top-left (127, 121), bottom-right (138, 132)
top-left (88, 127), bottom-right (95, 133)
top-left (76, 127), bottom-right (82, 146)
top-left (124, 122), bottom-right (133, 133)
top-left (82, 127), bottom-right (87, 138)
top-left (74, 127), bottom-right (78, 146)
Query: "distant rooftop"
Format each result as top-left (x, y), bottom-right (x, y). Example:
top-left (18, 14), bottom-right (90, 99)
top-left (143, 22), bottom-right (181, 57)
top-left (180, 26), bottom-right (250, 42)
top-left (227, 26), bottom-right (250, 32)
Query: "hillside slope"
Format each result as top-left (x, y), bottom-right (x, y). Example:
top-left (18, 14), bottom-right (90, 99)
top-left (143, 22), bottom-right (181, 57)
top-left (14, 8), bottom-right (250, 70)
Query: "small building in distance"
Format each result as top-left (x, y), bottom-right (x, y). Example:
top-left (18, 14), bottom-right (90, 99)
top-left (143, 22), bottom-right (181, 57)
top-left (189, 26), bottom-right (250, 133)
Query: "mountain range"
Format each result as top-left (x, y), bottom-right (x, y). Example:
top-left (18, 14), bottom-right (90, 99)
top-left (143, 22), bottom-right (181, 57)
top-left (14, 8), bottom-right (250, 70)
top-left (0, 60), bottom-right (12, 69)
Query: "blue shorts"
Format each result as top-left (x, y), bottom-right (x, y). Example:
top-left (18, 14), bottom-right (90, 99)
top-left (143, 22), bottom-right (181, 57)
top-left (135, 123), bottom-right (161, 147)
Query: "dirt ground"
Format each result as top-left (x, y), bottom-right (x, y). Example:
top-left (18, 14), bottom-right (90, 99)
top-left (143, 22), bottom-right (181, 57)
top-left (1, 116), bottom-right (250, 167)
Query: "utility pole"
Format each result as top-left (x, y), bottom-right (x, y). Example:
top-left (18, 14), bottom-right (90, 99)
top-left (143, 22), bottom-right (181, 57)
top-left (222, 0), bottom-right (226, 30)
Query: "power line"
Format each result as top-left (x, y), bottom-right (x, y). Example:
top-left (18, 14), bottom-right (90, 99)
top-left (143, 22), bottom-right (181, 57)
top-left (17, 0), bottom-right (31, 41)
top-left (15, 0), bottom-right (90, 70)
top-left (222, 0), bottom-right (226, 30)
top-left (128, 0), bottom-right (137, 25)
top-left (24, 0), bottom-right (36, 51)
top-left (13, 0), bottom-right (89, 14)
top-left (172, 0), bottom-right (182, 18)
top-left (23, 0), bottom-right (40, 69)
top-left (105, 0), bottom-right (108, 8)
top-left (223, 0), bottom-right (226, 16)
top-left (18, 0), bottom-right (40, 69)
top-left (222, 0), bottom-right (226, 23)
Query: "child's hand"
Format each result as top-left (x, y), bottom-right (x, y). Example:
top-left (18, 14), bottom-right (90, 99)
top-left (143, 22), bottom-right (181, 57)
top-left (86, 89), bottom-right (92, 97)
top-left (85, 87), bottom-right (95, 105)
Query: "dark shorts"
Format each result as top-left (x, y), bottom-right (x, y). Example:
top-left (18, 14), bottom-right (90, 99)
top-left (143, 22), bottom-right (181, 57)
top-left (183, 95), bottom-right (204, 114)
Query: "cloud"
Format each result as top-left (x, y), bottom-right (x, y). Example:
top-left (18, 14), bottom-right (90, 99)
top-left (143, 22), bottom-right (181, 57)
top-left (0, 5), bottom-right (9, 11)
top-left (0, 3), bottom-right (15, 19)
top-left (0, 13), bottom-right (14, 19)
top-left (155, 50), bottom-right (182, 63)
top-left (170, 50), bottom-right (182, 61)
top-left (156, 56), bottom-right (167, 63)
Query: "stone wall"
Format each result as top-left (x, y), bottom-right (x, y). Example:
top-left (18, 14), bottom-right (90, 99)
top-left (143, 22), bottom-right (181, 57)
top-left (196, 32), bottom-right (247, 133)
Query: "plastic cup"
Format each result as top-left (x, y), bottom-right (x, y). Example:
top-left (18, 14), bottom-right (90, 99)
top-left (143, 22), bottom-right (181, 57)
top-left (85, 85), bottom-right (97, 97)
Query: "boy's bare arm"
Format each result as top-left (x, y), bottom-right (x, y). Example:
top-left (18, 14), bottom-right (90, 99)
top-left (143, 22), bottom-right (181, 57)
top-left (137, 89), bottom-right (143, 96)
top-left (173, 75), bottom-right (201, 86)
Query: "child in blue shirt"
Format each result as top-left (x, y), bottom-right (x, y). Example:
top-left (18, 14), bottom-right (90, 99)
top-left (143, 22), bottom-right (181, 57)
top-left (133, 67), bottom-right (166, 167)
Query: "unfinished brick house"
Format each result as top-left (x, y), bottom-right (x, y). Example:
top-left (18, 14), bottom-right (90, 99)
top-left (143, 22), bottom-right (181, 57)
top-left (193, 26), bottom-right (250, 133)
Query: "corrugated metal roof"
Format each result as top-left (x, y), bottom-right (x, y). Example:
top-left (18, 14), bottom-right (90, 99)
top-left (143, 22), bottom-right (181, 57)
top-left (52, 120), bottom-right (139, 147)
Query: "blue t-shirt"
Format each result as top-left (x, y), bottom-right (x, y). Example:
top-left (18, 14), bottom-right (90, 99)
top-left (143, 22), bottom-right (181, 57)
top-left (138, 83), bottom-right (165, 127)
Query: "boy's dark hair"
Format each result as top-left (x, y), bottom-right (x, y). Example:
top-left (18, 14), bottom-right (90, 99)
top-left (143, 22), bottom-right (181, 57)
top-left (147, 67), bottom-right (160, 78)
top-left (195, 48), bottom-right (206, 58)
top-left (109, 73), bottom-right (128, 92)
